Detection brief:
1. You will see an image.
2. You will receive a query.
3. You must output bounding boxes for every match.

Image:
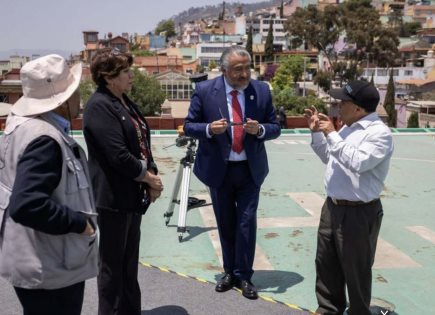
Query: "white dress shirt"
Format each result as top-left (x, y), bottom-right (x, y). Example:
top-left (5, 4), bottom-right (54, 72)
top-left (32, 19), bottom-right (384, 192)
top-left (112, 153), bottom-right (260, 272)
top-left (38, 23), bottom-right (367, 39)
top-left (311, 112), bottom-right (394, 202)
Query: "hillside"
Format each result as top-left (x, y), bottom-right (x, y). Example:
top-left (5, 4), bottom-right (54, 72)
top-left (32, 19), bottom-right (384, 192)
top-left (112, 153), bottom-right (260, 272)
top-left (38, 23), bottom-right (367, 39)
top-left (170, 0), bottom-right (282, 26)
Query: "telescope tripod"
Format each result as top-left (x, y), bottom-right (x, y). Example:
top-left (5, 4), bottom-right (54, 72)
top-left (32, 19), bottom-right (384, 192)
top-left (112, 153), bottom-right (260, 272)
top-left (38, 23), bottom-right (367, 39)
top-left (163, 138), bottom-right (210, 242)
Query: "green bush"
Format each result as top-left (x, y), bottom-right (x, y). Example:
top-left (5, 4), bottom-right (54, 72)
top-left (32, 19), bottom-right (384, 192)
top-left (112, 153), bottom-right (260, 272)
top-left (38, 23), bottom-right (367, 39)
top-left (407, 111), bottom-right (419, 128)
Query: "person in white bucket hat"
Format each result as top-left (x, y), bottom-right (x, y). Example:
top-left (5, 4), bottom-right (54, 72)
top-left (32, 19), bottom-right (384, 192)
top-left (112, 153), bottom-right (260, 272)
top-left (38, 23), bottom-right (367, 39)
top-left (0, 54), bottom-right (98, 315)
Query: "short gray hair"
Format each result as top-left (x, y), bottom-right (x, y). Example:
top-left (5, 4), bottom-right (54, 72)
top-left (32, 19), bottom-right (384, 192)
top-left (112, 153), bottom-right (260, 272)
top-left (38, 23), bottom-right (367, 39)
top-left (220, 46), bottom-right (251, 71)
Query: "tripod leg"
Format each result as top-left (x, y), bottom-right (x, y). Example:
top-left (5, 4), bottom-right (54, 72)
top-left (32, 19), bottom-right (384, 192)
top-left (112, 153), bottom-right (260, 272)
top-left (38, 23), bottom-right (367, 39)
top-left (177, 164), bottom-right (192, 242)
top-left (163, 162), bottom-right (184, 225)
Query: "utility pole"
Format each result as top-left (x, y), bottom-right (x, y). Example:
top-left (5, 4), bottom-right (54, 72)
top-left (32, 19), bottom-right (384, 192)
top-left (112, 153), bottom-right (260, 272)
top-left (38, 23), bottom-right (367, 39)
top-left (303, 57), bottom-right (307, 97)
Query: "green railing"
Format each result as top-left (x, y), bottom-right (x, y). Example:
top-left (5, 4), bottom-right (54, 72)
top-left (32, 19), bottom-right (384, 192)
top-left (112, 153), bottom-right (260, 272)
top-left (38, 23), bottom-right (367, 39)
top-left (2, 128), bottom-right (435, 137)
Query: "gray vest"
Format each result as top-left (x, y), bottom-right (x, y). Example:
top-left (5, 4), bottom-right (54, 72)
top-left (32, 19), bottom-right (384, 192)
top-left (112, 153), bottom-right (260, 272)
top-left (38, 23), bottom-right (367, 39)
top-left (0, 114), bottom-right (98, 289)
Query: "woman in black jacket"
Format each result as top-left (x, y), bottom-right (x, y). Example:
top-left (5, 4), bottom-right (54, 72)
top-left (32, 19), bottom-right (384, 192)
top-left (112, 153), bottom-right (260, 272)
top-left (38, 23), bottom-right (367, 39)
top-left (83, 48), bottom-right (163, 315)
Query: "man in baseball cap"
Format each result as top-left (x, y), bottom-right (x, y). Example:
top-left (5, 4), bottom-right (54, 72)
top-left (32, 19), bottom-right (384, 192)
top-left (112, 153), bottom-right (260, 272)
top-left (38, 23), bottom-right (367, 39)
top-left (304, 80), bottom-right (394, 314)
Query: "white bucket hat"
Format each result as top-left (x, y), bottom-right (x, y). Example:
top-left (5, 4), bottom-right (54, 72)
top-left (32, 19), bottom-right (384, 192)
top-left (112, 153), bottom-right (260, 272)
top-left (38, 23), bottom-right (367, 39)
top-left (11, 54), bottom-right (82, 117)
top-left (0, 102), bottom-right (11, 117)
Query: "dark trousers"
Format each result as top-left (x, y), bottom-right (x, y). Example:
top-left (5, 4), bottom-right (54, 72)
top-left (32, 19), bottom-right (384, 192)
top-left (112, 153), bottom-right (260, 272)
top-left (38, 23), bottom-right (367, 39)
top-left (97, 210), bottom-right (142, 315)
top-left (315, 198), bottom-right (383, 315)
top-left (209, 161), bottom-right (260, 281)
top-left (14, 281), bottom-right (84, 315)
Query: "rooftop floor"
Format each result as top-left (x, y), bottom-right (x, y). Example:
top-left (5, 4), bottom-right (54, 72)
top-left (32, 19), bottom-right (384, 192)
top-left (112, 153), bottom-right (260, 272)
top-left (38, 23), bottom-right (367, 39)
top-left (2, 132), bottom-right (435, 314)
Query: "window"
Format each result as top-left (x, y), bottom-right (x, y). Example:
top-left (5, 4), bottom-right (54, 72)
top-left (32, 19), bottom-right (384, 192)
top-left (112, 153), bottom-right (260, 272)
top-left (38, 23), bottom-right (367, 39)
top-left (405, 70), bottom-right (413, 76)
top-left (377, 69), bottom-right (388, 76)
top-left (87, 34), bottom-right (97, 42)
top-left (158, 77), bottom-right (192, 100)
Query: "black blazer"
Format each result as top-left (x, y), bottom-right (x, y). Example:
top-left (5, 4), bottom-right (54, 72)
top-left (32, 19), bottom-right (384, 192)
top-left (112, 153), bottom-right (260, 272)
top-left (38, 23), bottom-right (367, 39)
top-left (83, 86), bottom-right (156, 213)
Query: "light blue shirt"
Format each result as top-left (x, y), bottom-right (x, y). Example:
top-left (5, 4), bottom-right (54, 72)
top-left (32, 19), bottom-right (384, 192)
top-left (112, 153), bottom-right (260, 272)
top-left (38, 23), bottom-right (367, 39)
top-left (45, 111), bottom-right (70, 135)
top-left (311, 112), bottom-right (394, 202)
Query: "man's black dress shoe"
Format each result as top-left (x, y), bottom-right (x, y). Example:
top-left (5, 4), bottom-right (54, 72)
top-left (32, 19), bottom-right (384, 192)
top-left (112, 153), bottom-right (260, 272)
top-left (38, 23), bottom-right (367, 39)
top-left (238, 280), bottom-right (258, 299)
top-left (215, 273), bottom-right (235, 292)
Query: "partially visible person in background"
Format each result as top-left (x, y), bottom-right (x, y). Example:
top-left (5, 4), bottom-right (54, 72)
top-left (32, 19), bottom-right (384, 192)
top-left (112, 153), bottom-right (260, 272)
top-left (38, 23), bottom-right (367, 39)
top-left (0, 54), bottom-right (98, 315)
top-left (83, 48), bottom-right (163, 315)
top-left (278, 106), bottom-right (287, 129)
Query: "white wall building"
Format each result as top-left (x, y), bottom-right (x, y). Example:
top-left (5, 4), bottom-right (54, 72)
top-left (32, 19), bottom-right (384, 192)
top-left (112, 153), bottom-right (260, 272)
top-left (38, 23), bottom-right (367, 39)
top-left (196, 42), bottom-right (234, 67)
top-left (246, 15), bottom-right (288, 49)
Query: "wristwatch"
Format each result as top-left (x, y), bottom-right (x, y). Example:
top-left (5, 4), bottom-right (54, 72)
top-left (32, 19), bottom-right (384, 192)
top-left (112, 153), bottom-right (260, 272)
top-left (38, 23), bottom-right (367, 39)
top-left (257, 125), bottom-right (265, 137)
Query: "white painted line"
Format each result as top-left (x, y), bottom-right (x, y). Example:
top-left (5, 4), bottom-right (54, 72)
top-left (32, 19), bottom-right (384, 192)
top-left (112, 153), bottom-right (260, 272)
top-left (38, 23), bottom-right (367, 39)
top-left (197, 192), bottom-right (421, 270)
top-left (297, 140), bottom-right (308, 145)
top-left (374, 239), bottom-right (421, 269)
top-left (272, 140), bottom-right (285, 145)
top-left (196, 194), bottom-right (274, 271)
top-left (258, 217), bottom-right (319, 228)
top-left (407, 226), bottom-right (435, 244)
top-left (286, 192), bottom-right (324, 218)
top-left (283, 140), bottom-right (298, 144)
top-left (392, 157), bottom-right (435, 163)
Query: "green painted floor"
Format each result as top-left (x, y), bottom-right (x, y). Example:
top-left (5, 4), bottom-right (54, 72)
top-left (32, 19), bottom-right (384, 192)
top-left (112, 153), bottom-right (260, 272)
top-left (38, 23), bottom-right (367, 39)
top-left (76, 133), bottom-right (435, 314)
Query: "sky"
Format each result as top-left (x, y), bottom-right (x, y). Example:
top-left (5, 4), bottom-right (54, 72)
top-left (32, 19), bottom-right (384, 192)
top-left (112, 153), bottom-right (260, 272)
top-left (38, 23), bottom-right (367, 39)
top-left (1, 0), bottom-right (265, 55)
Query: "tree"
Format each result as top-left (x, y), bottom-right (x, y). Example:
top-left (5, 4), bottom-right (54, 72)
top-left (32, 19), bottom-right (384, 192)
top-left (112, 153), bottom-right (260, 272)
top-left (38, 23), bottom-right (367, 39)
top-left (271, 55), bottom-right (304, 90)
top-left (246, 25), bottom-right (253, 66)
top-left (286, 0), bottom-right (400, 83)
top-left (313, 70), bottom-right (333, 92)
top-left (128, 68), bottom-right (166, 116)
top-left (219, 1), bottom-right (226, 20)
top-left (265, 19), bottom-right (274, 63)
top-left (372, 28), bottom-right (400, 68)
top-left (279, 0), bottom-right (284, 18)
top-left (79, 79), bottom-right (96, 107)
top-left (384, 69), bottom-right (396, 127)
top-left (407, 111), bottom-right (419, 128)
top-left (208, 60), bottom-right (217, 70)
top-left (155, 20), bottom-right (176, 42)
top-left (273, 89), bottom-right (327, 115)
top-left (400, 21), bottom-right (421, 37)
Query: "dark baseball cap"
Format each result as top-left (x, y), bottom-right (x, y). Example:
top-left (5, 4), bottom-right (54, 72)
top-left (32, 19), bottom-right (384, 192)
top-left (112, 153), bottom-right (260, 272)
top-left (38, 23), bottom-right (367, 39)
top-left (329, 80), bottom-right (380, 113)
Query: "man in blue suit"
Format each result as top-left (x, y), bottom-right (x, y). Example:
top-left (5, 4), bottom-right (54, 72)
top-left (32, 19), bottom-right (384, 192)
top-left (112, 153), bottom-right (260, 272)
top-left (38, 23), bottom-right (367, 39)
top-left (184, 46), bottom-right (280, 299)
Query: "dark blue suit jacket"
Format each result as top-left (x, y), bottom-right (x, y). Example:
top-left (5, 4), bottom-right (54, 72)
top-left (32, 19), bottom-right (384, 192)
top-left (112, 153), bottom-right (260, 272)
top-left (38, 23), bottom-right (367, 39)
top-left (184, 76), bottom-right (280, 188)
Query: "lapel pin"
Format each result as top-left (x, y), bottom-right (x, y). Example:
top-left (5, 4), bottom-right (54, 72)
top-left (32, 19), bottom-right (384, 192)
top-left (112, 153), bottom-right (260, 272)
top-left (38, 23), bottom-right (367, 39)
top-left (250, 95), bottom-right (254, 100)
top-left (122, 116), bottom-right (126, 121)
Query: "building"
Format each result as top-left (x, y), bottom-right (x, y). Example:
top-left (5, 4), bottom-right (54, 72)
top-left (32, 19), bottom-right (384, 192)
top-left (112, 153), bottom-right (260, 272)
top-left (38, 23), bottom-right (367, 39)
top-left (81, 31), bottom-right (130, 63)
top-left (0, 69), bottom-right (22, 104)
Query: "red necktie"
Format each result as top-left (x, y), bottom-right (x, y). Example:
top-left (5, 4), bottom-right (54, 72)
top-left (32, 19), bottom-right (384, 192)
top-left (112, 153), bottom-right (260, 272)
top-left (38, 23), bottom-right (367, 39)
top-left (230, 90), bottom-right (243, 153)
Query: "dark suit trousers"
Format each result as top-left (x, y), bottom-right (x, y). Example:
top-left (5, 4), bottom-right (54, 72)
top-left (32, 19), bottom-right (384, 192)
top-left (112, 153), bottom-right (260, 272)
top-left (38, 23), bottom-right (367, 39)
top-left (209, 161), bottom-right (260, 281)
top-left (14, 281), bottom-right (84, 315)
top-left (97, 210), bottom-right (142, 315)
top-left (315, 198), bottom-right (383, 315)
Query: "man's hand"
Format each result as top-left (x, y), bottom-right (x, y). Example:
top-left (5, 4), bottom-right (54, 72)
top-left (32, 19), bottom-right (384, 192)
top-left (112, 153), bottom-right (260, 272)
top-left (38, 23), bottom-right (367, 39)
top-left (81, 220), bottom-right (95, 236)
top-left (304, 106), bottom-right (320, 132)
top-left (148, 188), bottom-right (161, 203)
top-left (210, 118), bottom-right (228, 135)
top-left (318, 113), bottom-right (335, 135)
top-left (143, 171), bottom-right (164, 191)
top-left (244, 118), bottom-right (260, 135)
